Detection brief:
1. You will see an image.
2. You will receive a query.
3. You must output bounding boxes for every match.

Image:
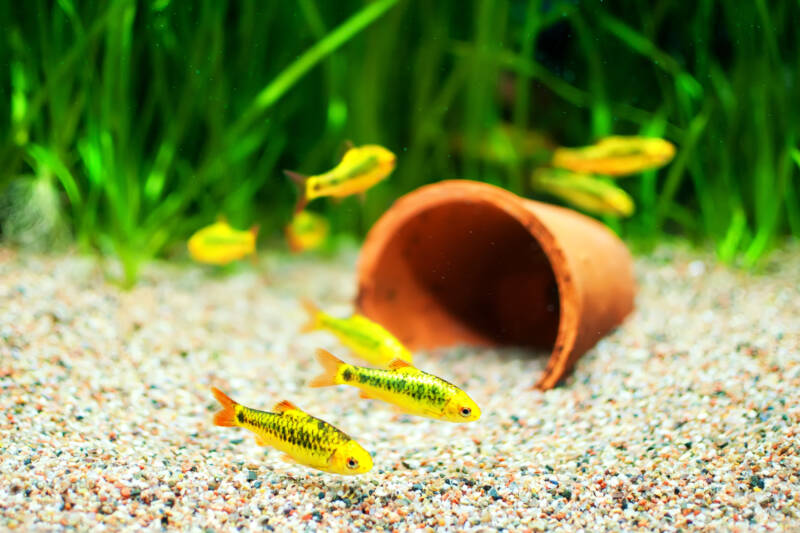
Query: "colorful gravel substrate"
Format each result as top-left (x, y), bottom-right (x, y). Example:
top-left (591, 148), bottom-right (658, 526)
top-left (1, 245), bottom-right (798, 531)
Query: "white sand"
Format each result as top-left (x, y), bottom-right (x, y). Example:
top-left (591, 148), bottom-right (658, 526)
top-left (1, 244), bottom-right (798, 531)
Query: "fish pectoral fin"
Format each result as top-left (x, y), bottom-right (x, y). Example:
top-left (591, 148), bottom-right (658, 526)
top-left (255, 434), bottom-right (269, 447)
top-left (281, 454), bottom-right (298, 465)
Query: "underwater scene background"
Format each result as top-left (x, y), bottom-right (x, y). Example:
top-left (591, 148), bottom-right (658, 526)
top-left (1, 0), bottom-right (798, 283)
top-left (3, 3), bottom-right (800, 530)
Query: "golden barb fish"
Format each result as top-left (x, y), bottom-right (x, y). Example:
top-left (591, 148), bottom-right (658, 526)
top-left (285, 144), bottom-right (396, 213)
top-left (285, 210), bottom-right (330, 253)
top-left (531, 168), bottom-right (635, 217)
top-left (188, 218), bottom-right (258, 265)
top-left (309, 349), bottom-right (480, 423)
top-left (301, 300), bottom-right (413, 366)
top-left (211, 387), bottom-right (372, 475)
top-left (552, 136), bottom-right (676, 176)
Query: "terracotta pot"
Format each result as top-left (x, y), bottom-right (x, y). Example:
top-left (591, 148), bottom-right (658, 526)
top-left (355, 180), bottom-right (635, 390)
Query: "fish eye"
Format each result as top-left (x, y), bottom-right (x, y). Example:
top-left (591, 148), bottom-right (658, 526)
top-left (459, 407), bottom-right (472, 417)
top-left (346, 457), bottom-right (359, 470)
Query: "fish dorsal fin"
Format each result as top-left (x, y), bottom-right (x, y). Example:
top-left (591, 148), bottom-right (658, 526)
top-left (388, 359), bottom-right (412, 370)
top-left (273, 400), bottom-right (301, 414)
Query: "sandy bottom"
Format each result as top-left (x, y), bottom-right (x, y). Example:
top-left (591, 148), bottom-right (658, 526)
top-left (1, 245), bottom-right (799, 531)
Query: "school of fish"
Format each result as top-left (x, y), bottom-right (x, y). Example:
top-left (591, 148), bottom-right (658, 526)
top-left (202, 143), bottom-right (481, 474)
top-left (206, 134), bottom-right (674, 475)
top-left (538, 135), bottom-right (675, 217)
top-left (188, 143), bottom-right (396, 264)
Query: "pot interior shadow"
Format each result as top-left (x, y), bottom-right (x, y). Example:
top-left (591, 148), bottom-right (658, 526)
top-left (362, 200), bottom-right (560, 350)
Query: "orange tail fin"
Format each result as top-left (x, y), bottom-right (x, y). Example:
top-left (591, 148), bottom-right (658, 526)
top-left (285, 224), bottom-right (301, 254)
top-left (248, 225), bottom-right (260, 265)
top-left (211, 387), bottom-right (238, 427)
top-left (284, 170), bottom-right (309, 213)
top-left (300, 299), bottom-right (321, 333)
top-left (309, 348), bottom-right (345, 388)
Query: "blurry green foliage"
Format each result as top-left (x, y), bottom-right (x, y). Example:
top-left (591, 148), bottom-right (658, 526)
top-left (0, 0), bottom-right (798, 283)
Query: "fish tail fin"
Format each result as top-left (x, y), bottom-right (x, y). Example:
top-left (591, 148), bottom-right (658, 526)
top-left (286, 233), bottom-right (302, 254)
top-left (211, 387), bottom-right (238, 427)
top-left (309, 348), bottom-right (345, 388)
top-left (284, 170), bottom-right (309, 213)
top-left (248, 224), bottom-right (260, 259)
top-left (300, 298), bottom-right (321, 333)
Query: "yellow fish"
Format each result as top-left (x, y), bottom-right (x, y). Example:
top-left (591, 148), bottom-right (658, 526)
top-left (301, 300), bottom-right (413, 366)
top-left (187, 218), bottom-right (258, 265)
top-left (309, 349), bottom-right (481, 423)
top-left (552, 136), bottom-right (676, 176)
top-left (532, 169), bottom-right (635, 217)
top-left (211, 387), bottom-right (373, 475)
top-left (285, 211), bottom-right (330, 253)
top-left (285, 144), bottom-right (396, 213)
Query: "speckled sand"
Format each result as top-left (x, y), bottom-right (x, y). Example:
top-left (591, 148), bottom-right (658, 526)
top-left (1, 244), bottom-right (799, 531)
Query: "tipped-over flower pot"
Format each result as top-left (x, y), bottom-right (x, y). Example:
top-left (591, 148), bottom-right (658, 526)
top-left (356, 180), bottom-right (635, 390)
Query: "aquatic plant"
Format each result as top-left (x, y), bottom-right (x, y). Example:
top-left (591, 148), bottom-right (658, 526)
top-left (0, 0), bottom-right (397, 285)
top-left (1, 0), bottom-right (798, 283)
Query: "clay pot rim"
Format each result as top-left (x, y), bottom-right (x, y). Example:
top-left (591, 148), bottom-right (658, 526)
top-left (358, 179), bottom-right (581, 385)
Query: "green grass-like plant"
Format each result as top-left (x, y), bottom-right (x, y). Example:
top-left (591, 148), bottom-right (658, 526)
top-left (1, 0), bottom-right (798, 284)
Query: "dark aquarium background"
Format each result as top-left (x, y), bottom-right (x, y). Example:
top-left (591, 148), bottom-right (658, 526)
top-left (1, 0), bottom-right (798, 281)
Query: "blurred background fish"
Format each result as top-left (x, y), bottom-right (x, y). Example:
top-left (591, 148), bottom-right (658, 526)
top-left (187, 218), bottom-right (259, 265)
top-left (285, 210), bottom-right (330, 253)
top-left (285, 144), bottom-right (396, 213)
top-left (300, 300), bottom-right (414, 366)
top-left (552, 136), bottom-right (676, 176)
top-left (531, 168), bottom-right (635, 217)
